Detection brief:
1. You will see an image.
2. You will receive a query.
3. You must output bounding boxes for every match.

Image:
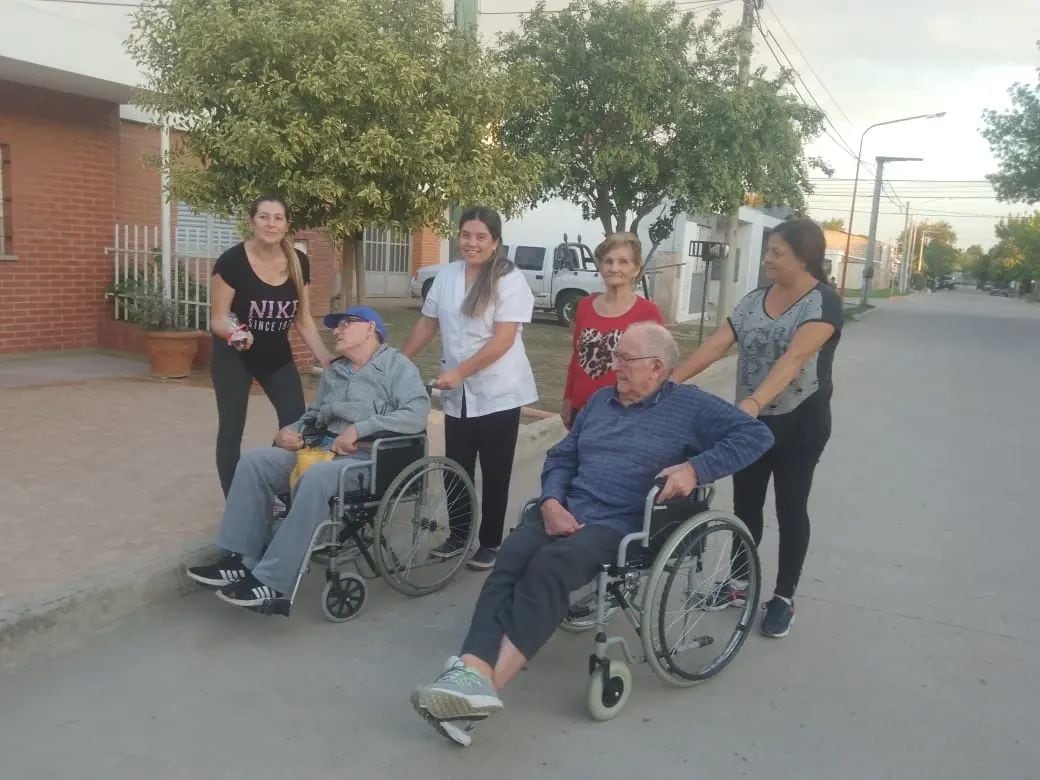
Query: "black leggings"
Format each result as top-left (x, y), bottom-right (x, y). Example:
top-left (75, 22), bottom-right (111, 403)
top-left (732, 429), bottom-right (829, 600)
top-left (444, 393), bottom-right (522, 549)
top-left (211, 341), bottom-right (305, 496)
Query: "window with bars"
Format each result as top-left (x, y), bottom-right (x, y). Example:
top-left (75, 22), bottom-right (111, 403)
top-left (0, 144), bottom-right (12, 256)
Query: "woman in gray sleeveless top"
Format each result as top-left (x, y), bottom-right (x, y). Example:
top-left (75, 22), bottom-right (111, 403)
top-left (673, 219), bottom-right (842, 639)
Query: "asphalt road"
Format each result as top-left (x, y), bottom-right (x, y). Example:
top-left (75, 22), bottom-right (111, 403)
top-left (1, 289), bottom-right (1037, 780)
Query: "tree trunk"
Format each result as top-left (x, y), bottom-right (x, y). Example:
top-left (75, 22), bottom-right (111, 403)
top-left (338, 232), bottom-right (366, 308)
top-left (353, 232), bottom-right (366, 304)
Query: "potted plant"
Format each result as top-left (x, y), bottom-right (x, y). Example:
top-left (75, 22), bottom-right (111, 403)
top-left (110, 279), bottom-right (204, 378)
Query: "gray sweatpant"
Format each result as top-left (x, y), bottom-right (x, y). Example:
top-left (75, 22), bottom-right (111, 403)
top-left (215, 446), bottom-right (370, 594)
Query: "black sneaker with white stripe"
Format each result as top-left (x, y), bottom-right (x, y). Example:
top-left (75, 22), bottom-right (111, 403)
top-left (216, 571), bottom-right (283, 607)
top-left (186, 554), bottom-right (247, 587)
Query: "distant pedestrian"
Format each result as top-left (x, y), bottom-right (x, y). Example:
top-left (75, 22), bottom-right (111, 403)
top-left (561, 232), bottom-right (663, 429)
top-left (829, 275), bottom-right (837, 287)
top-left (402, 206), bottom-right (537, 571)
top-left (673, 218), bottom-right (842, 638)
top-left (209, 194), bottom-right (333, 496)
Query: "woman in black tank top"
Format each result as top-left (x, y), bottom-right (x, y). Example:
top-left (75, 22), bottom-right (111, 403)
top-left (209, 194), bottom-right (333, 496)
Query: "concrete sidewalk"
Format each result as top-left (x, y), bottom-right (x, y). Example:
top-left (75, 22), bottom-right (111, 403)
top-left (0, 348), bottom-right (738, 669)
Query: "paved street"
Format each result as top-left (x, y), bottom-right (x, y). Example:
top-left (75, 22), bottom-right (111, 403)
top-left (1, 290), bottom-right (1038, 779)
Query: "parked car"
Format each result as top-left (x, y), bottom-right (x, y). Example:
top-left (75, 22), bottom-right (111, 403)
top-left (410, 238), bottom-right (648, 325)
top-left (989, 287), bottom-right (1012, 297)
top-left (937, 275), bottom-right (956, 290)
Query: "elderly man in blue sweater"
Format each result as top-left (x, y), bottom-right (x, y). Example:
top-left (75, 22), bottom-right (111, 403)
top-left (411, 322), bottom-right (773, 746)
top-left (187, 306), bottom-right (429, 609)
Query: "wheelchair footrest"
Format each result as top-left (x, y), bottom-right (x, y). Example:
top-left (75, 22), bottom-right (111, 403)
top-left (250, 599), bottom-right (292, 618)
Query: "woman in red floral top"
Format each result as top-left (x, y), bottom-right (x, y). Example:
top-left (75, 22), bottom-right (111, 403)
top-left (562, 233), bottom-right (664, 428)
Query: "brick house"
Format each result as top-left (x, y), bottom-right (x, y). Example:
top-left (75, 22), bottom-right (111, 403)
top-left (0, 49), bottom-right (445, 363)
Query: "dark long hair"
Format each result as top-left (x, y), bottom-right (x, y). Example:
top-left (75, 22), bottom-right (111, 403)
top-left (249, 193), bottom-right (306, 294)
top-left (770, 219), bottom-right (828, 284)
top-left (459, 205), bottom-right (514, 317)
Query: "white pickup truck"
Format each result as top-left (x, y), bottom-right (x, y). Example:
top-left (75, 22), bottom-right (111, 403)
top-left (410, 239), bottom-right (647, 325)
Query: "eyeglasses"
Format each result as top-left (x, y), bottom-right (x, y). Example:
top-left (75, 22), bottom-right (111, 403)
top-left (334, 316), bottom-right (368, 329)
top-left (610, 352), bottom-right (661, 365)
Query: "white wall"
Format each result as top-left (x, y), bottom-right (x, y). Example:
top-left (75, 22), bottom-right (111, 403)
top-left (500, 200), bottom-right (607, 251)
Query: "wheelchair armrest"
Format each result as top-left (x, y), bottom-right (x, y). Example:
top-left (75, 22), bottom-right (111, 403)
top-left (357, 430), bottom-right (398, 443)
top-left (650, 480), bottom-right (714, 510)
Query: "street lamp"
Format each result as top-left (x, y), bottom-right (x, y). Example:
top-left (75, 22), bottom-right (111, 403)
top-left (838, 112), bottom-right (946, 299)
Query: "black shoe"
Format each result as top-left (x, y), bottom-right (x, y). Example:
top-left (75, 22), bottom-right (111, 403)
top-left (186, 554), bottom-right (247, 587)
top-left (431, 537), bottom-right (468, 560)
top-left (761, 596), bottom-right (795, 638)
top-left (216, 571), bottom-right (283, 607)
top-left (465, 547), bottom-right (497, 570)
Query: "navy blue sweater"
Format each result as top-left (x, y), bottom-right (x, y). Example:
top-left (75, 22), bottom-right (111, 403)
top-left (540, 382), bottom-right (774, 534)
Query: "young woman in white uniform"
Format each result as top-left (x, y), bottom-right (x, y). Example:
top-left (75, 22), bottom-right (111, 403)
top-left (403, 206), bottom-right (537, 570)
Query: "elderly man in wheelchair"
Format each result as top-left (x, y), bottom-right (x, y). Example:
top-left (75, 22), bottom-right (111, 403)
top-left (187, 305), bottom-right (434, 612)
top-left (411, 322), bottom-right (774, 746)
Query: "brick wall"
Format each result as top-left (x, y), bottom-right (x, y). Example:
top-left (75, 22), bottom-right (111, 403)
top-left (412, 227), bottom-right (443, 271)
top-left (0, 80), bottom-right (118, 355)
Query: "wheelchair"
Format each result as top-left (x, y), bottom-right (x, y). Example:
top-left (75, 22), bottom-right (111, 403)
top-left (259, 428), bottom-right (479, 623)
top-left (525, 482), bottom-right (761, 720)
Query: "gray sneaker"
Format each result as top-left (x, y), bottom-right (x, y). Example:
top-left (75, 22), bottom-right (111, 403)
top-left (466, 547), bottom-right (497, 571)
top-left (412, 657), bottom-right (503, 722)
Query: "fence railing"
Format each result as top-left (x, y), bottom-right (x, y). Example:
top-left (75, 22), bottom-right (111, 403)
top-left (106, 224), bottom-right (214, 330)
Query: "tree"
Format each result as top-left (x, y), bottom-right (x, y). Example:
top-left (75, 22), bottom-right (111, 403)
top-left (129, 0), bottom-right (542, 304)
top-left (921, 241), bottom-right (958, 278)
top-left (820, 218), bottom-right (846, 232)
top-left (959, 244), bottom-right (985, 279)
top-left (496, 0), bottom-right (825, 258)
top-left (982, 46), bottom-right (1040, 204)
top-left (991, 211), bottom-right (1040, 286)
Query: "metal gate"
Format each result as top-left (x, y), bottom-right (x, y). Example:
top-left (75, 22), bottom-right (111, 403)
top-left (363, 227), bottom-right (411, 297)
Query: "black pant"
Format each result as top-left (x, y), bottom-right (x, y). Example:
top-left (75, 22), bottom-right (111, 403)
top-left (461, 507), bottom-right (622, 664)
top-left (444, 393), bottom-right (521, 549)
top-left (732, 419), bottom-right (829, 599)
top-left (211, 341), bottom-right (305, 496)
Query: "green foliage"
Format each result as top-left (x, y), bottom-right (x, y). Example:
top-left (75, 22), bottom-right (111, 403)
top-left (495, 0), bottom-right (824, 252)
top-left (984, 211), bottom-right (1040, 284)
top-left (921, 241), bottom-right (958, 278)
top-left (982, 46), bottom-right (1040, 204)
top-left (820, 217), bottom-right (846, 232)
top-left (128, 0), bottom-right (544, 239)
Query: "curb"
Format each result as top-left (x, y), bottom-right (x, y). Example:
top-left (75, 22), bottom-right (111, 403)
top-left (0, 359), bottom-right (736, 671)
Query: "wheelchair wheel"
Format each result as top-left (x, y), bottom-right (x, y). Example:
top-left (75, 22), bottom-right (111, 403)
top-left (641, 513), bottom-right (761, 687)
top-left (321, 573), bottom-right (367, 623)
top-left (560, 580), bottom-right (619, 634)
top-left (586, 660), bottom-right (632, 721)
top-left (372, 456), bottom-right (478, 597)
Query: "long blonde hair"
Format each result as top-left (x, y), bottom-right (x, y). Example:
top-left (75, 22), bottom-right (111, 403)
top-left (460, 206), bottom-right (513, 318)
top-left (249, 194), bottom-right (305, 294)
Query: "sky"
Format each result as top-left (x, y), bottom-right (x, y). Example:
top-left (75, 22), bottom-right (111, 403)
top-left (10, 0), bottom-right (1037, 250)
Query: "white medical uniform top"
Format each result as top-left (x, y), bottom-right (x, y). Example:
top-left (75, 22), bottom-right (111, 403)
top-left (422, 261), bottom-right (538, 418)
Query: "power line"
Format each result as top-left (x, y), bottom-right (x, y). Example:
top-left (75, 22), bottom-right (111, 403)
top-left (808, 178), bottom-right (994, 183)
top-left (752, 10), bottom-right (906, 209)
top-left (810, 206), bottom-right (1007, 219)
top-left (764, 3), bottom-right (853, 127)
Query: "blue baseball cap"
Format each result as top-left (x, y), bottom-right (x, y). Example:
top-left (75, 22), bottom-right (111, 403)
top-left (324, 305), bottom-right (387, 342)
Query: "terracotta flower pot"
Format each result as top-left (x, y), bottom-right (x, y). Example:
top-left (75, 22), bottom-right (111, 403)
top-left (145, 330), bottom-right (203, 378)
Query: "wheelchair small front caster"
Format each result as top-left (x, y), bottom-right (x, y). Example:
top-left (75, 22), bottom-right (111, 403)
top-left (321, 573), bottom-right (367, 623)
top-left (586, 660), bottom-right (632, 721)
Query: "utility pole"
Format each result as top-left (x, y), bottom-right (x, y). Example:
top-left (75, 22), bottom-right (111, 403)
top-left (899, 202), bottom-right (911, 293)
top-left (716, 0), bottom-right (760, 323)
top-left (861, 155), bottom-right (920, 307)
